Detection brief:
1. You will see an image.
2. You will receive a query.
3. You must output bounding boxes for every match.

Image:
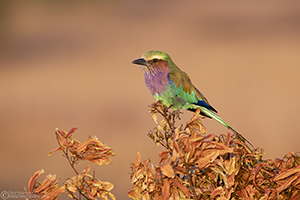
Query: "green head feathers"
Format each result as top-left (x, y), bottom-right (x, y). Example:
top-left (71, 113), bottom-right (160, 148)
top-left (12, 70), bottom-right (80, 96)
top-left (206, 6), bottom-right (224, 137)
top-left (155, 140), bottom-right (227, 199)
top-left (142, 50), bottom-right (171, 61)
top-left (134, 50), bottom-right (179, 70)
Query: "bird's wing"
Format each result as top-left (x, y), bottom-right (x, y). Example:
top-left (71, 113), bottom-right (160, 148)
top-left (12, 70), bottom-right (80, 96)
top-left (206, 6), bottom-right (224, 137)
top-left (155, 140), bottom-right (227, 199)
top-left (168, 69), bottom-right (217, 112)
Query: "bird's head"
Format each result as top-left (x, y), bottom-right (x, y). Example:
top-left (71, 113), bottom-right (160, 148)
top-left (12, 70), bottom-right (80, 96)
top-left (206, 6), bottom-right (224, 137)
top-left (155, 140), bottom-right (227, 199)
top-left (132, 50), bottom-right (178, 73)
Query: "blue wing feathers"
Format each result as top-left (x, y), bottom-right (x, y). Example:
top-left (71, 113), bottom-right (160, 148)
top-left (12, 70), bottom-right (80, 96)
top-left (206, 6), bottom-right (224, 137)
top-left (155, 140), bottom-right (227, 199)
top-left (195, 99), bottom-right (218, 113)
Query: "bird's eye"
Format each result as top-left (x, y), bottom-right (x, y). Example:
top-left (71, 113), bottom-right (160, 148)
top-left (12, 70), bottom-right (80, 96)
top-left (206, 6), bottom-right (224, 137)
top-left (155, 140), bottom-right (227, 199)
top-left (153, 59), bottom-right (159, 63)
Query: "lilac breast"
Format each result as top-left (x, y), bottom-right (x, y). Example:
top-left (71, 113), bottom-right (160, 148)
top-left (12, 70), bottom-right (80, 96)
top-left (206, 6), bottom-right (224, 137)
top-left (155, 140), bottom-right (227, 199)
top-left (144, 70), bottom-right (170, 95)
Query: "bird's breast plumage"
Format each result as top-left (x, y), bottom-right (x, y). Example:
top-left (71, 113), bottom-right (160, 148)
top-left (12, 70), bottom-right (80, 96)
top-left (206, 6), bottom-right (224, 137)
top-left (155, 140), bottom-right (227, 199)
top-left (144, 69), bottom-right (171, 96)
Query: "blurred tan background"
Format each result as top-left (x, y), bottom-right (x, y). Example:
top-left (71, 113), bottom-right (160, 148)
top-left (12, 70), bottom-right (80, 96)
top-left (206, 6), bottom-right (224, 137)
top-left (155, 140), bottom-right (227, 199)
top-left (1, 1), bottom-right (300, 199)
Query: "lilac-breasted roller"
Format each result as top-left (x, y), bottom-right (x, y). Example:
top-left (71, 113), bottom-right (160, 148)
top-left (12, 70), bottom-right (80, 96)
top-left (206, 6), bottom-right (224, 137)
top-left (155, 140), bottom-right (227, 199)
top-left (132, 50), bottom-right (252, 147)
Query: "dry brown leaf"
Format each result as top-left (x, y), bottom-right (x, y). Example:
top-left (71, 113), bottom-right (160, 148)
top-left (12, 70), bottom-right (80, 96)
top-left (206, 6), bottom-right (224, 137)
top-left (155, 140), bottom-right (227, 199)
top-left (66, 127), bottom-right (78, 138)
top-left (172, 178), bottom-right (191, 199)
top-left (159, 151), bottom-right (169, 164)
top-left (40, 186), bottom-right (65, 200)
top-left (34, 174), bottom-right (57, 193)
top-left (273, 164), bottom-right (300, 181)
top-left (160, 162), bottom-right (175, 178)
top-left (276, 171), bottom-right (300, 193)
top-left (162, 179), bottom-right (170, 200)
top-left (128, 186), bottom-right (142, 200)
top-left (28, 169), bottom-right (44, 194)
top-left (152, 113), bottom-right (158, 124)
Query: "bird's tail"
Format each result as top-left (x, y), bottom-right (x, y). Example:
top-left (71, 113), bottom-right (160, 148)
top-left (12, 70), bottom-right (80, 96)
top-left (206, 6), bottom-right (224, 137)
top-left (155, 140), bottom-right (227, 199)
top-left (228, 127), bottom-right (254, 150)
top-left (200, 107), bottom-right (254, 150)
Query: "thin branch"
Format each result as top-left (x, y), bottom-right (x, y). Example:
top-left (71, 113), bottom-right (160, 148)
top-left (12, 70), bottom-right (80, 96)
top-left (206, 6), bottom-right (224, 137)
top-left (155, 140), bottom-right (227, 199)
top-left (55, 130), bottom-right (80, 175)
top-left (185, 164), bottom-right (197, 200)
top-left (64, 149), bottom-right (79, 175)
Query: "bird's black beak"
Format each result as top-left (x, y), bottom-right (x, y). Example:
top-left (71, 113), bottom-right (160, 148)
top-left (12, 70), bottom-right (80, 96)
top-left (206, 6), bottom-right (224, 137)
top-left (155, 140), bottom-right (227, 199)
top-left (132, 58), bottom-right (147, 66)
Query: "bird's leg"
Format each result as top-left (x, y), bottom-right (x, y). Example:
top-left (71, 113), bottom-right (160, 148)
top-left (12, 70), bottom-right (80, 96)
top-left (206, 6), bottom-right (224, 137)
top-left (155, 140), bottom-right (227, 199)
top-left (167, 103), bottom-right (175, 109)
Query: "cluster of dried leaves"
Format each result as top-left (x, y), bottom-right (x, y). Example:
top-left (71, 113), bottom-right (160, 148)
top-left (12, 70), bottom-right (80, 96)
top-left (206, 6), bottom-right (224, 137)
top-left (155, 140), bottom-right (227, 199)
top-left (128, 101), bottom-right (300, 200)
top-left (26, 128), bottom-right (115, 200)
top-left (26, 169), bottom-right (65, 200)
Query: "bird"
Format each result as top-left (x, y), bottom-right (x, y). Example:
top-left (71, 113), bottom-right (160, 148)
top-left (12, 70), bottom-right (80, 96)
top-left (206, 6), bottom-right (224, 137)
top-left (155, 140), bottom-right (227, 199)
top-left (132, 50), bottom-right (253, 149)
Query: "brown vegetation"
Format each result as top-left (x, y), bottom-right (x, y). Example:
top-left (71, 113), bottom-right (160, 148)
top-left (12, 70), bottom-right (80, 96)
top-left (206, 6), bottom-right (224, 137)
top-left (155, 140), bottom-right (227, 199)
top-left (26, 102), bottom-right (300, 200)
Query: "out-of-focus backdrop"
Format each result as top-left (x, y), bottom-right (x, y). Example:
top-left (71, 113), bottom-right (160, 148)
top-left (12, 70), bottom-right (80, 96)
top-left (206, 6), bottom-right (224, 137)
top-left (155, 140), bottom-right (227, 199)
top-left (1, 1), bottom-right (300, 199)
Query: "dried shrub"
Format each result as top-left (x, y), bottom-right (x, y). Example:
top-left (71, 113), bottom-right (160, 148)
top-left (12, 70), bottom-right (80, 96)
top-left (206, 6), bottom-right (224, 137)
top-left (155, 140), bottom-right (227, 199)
top-left (128, 101), bottom-right (300, 200)
top-left (26, 128), bottom-right (115, 200)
